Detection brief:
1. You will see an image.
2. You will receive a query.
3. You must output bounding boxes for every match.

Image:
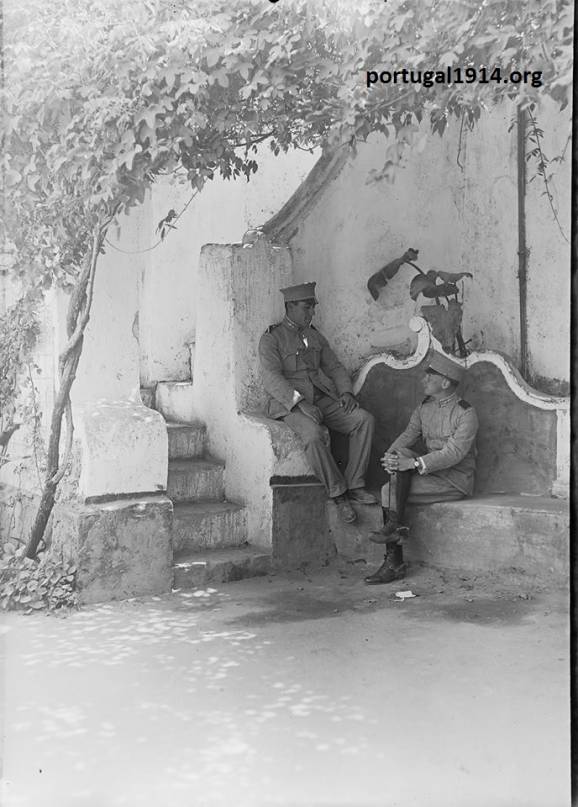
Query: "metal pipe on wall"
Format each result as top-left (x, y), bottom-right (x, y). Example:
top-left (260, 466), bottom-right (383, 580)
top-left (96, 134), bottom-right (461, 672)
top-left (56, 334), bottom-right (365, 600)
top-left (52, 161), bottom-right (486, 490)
top-left (517, 105), bottom-right (529, 379)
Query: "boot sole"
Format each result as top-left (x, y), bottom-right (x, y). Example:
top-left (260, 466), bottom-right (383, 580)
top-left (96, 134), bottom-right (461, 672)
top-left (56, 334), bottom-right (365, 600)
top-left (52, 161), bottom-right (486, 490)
top-left (364, 564), bottom-right (408, 585)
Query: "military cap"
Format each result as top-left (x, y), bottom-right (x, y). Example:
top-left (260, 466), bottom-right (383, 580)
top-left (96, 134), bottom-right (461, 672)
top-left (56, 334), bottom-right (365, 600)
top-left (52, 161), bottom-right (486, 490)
top-left (280, 282), bottom-right (318, 303)
top-left (426, 350), bottom-right (465, 383)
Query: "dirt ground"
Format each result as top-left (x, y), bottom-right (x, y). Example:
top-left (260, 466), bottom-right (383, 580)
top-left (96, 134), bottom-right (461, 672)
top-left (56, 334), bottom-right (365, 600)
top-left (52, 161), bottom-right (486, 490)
top-left (0, 561), bottom-right (571, 807)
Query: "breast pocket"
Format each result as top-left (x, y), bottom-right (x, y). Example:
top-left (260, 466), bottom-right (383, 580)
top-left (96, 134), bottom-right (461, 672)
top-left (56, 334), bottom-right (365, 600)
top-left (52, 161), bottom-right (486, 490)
top-left (299, 346), bottom-right (321, 371)
top-left (281, 352), bottom-right (298, 373)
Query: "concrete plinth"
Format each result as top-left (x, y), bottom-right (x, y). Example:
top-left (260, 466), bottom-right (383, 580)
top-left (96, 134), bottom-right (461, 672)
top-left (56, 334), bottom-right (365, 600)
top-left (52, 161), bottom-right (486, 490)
top-left (271, 482), bottom-right (335, 569)
top-left (51, 495), bottom-right (173, 604)
top-left (406, 495), bottom-right (569, 582)
top-left (331, 493), bottom-right (569, 585)
top-left (77, 400), bottom-right (168, 500)
top-left (327, 498), bottom-right (384, 564)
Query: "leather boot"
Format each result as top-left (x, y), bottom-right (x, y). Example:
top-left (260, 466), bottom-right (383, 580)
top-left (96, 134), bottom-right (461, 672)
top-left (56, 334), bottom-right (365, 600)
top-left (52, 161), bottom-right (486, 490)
top-left (364, 542), bottom-right (407, 585)
top-left (369, 510), bottom-right (400, 543)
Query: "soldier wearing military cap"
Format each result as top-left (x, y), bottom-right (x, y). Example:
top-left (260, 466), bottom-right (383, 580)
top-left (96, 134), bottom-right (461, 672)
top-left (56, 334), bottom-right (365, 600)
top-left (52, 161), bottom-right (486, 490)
top-left (258, 282), bottom-right (378, 523)
top-left (365, 350), bottom-right (479, 584)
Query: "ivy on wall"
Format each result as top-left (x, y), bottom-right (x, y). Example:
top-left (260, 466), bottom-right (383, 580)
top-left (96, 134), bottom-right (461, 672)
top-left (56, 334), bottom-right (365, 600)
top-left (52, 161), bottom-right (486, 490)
top-left (0, 292), bottom-right (40, 420)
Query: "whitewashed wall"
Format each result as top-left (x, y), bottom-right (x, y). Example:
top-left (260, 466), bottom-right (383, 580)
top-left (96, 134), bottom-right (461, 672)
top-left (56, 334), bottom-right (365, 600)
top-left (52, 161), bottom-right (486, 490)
top-left (288, 98), bottom-right (570, 391)
top-left (138, 147), bottom-right (317, 385)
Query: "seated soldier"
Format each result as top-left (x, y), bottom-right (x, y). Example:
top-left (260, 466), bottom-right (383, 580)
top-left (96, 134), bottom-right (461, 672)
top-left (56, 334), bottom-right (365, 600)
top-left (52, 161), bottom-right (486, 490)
top-left (365, 351), bottom-right (479, 585)
top-left (258, 282), bottom-right (378, 524)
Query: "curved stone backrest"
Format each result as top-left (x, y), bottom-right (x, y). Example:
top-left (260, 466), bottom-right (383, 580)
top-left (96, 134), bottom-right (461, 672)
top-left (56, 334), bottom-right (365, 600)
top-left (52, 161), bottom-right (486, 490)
top-left (353, 317), bottom-right (569, 498)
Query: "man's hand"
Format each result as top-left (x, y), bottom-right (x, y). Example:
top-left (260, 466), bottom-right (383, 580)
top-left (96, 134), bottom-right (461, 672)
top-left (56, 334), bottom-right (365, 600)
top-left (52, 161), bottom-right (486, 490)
top-left (381, 452), bottom-right (415, 473)
top-left (297, 401), bottom-right (323, 424)
top-left (339, 392), bottom-right (359, 414)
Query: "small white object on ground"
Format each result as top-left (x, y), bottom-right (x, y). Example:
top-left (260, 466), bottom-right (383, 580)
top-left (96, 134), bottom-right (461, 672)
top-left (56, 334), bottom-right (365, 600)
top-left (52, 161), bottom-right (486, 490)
top-left (395, 590), bottom-right (417, 600)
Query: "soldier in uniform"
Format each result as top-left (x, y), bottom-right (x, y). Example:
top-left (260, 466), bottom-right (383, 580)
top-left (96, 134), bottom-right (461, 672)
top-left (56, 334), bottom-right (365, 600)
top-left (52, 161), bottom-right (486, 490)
top-left (365, 351), bottom-right (479, 584)
top-left (258, 282), bottom-right (378, 523)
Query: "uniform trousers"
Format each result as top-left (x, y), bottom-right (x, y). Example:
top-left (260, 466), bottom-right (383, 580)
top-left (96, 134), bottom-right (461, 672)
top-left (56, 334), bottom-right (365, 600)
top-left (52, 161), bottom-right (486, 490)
top-left (283, 395), bottom-right (375, 498)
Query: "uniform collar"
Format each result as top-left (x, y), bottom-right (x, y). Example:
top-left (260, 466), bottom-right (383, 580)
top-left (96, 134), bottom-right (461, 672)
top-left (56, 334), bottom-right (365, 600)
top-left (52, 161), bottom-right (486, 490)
top-left (435, 391), bottom-right (459, 408)
top-left (283, 315), bottom-right (308, 335)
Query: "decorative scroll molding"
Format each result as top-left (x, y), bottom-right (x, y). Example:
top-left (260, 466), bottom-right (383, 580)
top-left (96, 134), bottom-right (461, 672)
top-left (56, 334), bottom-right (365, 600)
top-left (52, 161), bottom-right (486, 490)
top-left (353, 316), bottom-right (569, 498)
top-left (354, 317), bottom-right (570, 414)
top-left (352, 316), bottom-right (431, 394)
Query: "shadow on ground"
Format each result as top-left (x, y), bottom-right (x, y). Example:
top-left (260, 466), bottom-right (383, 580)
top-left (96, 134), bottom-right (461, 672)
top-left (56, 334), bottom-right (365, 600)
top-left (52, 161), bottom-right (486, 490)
top-left (223, 562), bottom-right (566, 629)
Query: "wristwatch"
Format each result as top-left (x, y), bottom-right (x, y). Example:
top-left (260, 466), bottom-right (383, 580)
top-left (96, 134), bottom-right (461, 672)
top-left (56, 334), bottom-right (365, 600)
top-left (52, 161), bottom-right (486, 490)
top-left (413, 458), bottom-right (420, 470)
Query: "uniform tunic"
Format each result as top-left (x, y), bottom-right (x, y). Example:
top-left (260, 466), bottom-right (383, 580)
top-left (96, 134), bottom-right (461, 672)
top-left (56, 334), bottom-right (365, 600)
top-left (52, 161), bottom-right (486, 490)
top-left (383, 391), bottom-right (479, 506)
top-left (258, 317), bottom-right (374, 498)
top-left (258, 317), bottom-right (353, 419)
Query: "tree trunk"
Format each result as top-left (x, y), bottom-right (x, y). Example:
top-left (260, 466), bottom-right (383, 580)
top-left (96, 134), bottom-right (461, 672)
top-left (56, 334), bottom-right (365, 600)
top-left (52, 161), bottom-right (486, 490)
top-left (24, 222), bottom-right (108, 559)
top-left (24, 337), bottom-right (83, 558)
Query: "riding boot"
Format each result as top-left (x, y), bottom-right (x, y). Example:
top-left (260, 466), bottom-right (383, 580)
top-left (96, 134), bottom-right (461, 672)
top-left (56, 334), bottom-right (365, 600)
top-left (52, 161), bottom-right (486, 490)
top-left (369, 470), bottom-right (412, 543)
top-left (369, 507), bottom-right (399, 542)
top-left (394, 470), bottom-right (412, 525)
top-left (364, 540), bottom-right (407, 585)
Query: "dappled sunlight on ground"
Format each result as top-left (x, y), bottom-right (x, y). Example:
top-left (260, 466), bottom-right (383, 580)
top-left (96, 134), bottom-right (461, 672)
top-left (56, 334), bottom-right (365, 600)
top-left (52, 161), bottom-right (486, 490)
top-left (0, 571), bottom-right (570, 807)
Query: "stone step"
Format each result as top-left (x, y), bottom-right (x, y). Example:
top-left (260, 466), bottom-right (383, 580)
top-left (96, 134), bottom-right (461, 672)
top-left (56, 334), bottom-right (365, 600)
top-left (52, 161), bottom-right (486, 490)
top-left (167, 458), bottom-right (225, 502)
top-left (156, 381), bottom-right (195, 424)
top-left (140, 386), bottom-right (156, 410)
top-left (173, 546), bottom-right (272, 589)
top-left (167, 421), bottom-right (206, 459)
top-left (172, 500), bottom-right (248, 552)
top-left (330, 494), bottom-right (569, 584)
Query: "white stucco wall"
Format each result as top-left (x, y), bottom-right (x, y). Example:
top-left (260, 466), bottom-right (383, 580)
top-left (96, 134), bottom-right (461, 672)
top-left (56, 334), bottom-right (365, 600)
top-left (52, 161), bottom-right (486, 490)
top-left (67, 212), bottom-right (145, 406)
top-left (0, 147), bottom-right (316, 500)
top-left (0, 212), bottom-right (168, 499)
top-left (138, 147), bottom-right (317, 386)
top-left (289, 98), bottom-right (571, 390)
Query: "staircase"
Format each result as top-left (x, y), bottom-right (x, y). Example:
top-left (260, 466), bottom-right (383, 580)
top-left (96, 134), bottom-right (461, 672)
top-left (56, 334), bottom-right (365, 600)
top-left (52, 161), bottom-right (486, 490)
top-left (166, 421), bottom-right (272, 589)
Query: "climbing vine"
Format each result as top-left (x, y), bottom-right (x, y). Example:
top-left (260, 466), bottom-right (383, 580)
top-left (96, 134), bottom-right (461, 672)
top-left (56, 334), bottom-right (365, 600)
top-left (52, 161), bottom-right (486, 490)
top-left (0, 0), bottom-right (572, 561)
top-left (0, 292), bottom-right (40, 421)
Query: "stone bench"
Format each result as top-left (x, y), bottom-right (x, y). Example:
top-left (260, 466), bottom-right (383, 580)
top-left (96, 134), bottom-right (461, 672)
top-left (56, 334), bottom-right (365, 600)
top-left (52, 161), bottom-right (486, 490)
top-left (329, 493), bottom-right (569, 584)
top-left (192, 242), bottom-right (568, 579)
top-left (352, 316), bottom-right (569, 499)
top-left (237, 315), bottom-right (570, 581)
top-left (326, 316), bottom-right (569, 582)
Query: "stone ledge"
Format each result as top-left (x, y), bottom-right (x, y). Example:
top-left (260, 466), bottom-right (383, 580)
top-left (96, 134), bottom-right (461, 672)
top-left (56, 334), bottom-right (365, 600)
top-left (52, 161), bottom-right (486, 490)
top-left (51, 495), bottom-right (173, 605)
top-left (406, 495), bottom-right (569, 582)
top-left (331, 494), bottom-right (569, 585)
top-left (173, 545), bottom-right (272, 588)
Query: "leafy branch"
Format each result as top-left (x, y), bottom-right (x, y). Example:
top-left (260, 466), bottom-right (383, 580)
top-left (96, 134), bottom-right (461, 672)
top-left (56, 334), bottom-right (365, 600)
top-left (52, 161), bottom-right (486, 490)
top-left (525, 108), bottom-right (569, 244)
